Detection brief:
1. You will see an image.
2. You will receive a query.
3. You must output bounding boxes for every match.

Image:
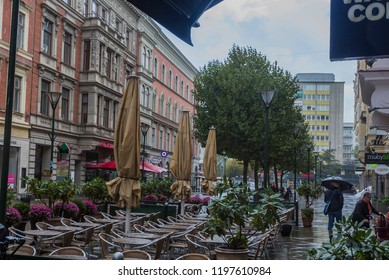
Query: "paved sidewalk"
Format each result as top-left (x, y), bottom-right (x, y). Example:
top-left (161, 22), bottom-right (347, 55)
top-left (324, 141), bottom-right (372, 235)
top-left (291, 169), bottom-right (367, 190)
top-left (269, 193), bottom-right (357, 260)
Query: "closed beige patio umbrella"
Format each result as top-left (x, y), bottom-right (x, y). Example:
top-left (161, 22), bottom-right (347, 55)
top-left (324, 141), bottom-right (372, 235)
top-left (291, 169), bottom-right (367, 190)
top-left (106, 76), bottom-right (141, 233)
top-left (201, 126), bottom-right (217, 196)
top-left (170, 110), bottom-right (192, 214)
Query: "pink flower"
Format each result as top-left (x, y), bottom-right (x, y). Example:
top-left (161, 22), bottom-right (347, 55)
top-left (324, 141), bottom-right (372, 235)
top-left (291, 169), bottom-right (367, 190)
top-left (82, 200), bottom-right (97, 215)
top-left (5, 207), bottom-right (22, 227)
top-left (29, 205), bottom-right (52, 222)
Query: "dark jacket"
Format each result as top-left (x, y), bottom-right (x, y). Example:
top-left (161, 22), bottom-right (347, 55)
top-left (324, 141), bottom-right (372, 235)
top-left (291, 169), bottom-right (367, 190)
top-left (352, 199), bottom-right (379, 227)
top-left (324, 189), bottom-right (343, 213)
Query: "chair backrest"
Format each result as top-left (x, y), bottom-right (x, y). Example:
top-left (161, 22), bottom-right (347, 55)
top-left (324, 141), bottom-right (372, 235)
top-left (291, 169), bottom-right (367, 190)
top-left (49, 246), bottom-right (86, 257)
top-left (84, 215), bottom-right (97, 223)
top-left (157, 218), bottom-right (170, 225)
top-left (8, 244), bottom-right (37, 256)
top-left (133, 224), bottom-right (146, 233)
top-left (36, 221), bottom-right (52, 230)
top-left (7, 227), bottom-right (34, 243)
top-left (115, 210), bottom-right (125, 217)
top-left (176, 253), bottom-right (210, 260)
top-left (74, 226), bottom-right (95, 245)
top-left (146, 220), bottom-right (160, 229)
top-left (122, 249), bottom-right (151, 260)
top-left (98, 233), bottom-right (121, 259)
top-left (111, 229), bottom-right (125, 238)
top-left (167, 216), bottom-right (178, 223)
top-left (185, 234), bottom-right (210, 257)
top-left (249, 234), bottom-right (270, 260)
top-left (60, 217), bottom-right (74, 226)
top-left (134, 232), bottom-right (172, 260)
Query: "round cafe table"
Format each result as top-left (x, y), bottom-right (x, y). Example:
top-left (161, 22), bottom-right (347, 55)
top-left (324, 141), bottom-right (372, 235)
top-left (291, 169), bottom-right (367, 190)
top-left (113, 237), bottom-right (151, 249)
top-left (49, 226), bottom-right (83, 232)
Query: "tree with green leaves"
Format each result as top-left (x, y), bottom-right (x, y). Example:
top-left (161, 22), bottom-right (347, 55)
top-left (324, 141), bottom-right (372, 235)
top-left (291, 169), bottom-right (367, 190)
top-left (194, 45), bottom-right (309, 189)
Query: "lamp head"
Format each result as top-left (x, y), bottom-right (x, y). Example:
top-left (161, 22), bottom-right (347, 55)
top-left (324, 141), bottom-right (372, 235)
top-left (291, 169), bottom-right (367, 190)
top-left (141, 123), bottom-right (150, 136)
top-left (260, 90), bottom-right (276, 107)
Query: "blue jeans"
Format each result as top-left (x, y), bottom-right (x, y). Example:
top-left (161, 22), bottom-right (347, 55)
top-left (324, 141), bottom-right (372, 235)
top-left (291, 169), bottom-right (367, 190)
top-left (327, 210), bottom-right (342, 231)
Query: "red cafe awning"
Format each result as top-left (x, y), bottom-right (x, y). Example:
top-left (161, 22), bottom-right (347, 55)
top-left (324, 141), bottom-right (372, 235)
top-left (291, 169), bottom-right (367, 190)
top-left (87, 160), bottom-right (166, 173)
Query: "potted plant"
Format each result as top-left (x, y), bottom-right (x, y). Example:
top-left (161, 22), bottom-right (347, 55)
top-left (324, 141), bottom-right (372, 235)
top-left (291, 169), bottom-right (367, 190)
top-left (81, 177), bottom-right (112, 212)
top-left (205, 183), bottom-right (284, 259)
top-left (29, 205), bottom-right (52, 229)
top-left (142, 194), bottom-right (159, 203)
top-left (5, 207), bottom-right (22, 229)
top-left (296, 182), bottom-right (322, 227)
top-left (53, 201), bottom-right (80, 219)
top-left (82, 199), bottom-right (98, 216)
top-left (12, 202), bottom-right (30, 230)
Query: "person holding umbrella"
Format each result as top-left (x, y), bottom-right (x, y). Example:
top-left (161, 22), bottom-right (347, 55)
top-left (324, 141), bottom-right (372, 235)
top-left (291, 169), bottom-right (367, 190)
top-left (324, 181), bottom-right (344, 241)
top-left (352, 192), bottom-right (383, 228)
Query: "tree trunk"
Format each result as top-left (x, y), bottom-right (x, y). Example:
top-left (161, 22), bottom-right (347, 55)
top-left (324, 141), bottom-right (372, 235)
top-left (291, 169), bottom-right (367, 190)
top-left (243, 160), bottom-right (248, 184)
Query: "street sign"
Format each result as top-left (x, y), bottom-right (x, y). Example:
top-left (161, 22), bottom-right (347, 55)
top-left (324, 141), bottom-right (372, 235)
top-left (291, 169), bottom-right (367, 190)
top-left (160, 150), bottom-right (168, 158)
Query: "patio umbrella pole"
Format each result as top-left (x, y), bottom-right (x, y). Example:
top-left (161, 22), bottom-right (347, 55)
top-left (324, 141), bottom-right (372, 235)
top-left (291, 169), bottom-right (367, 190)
top-left (125, 207), bottom-right (131, 234)
top-left (181, 200), bottom-right (185, 215)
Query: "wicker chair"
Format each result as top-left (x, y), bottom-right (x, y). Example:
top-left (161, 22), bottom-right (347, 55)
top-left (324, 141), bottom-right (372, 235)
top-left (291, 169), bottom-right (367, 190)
top-left (98, 233), bottom-right (122, 259)
top-left (7, 227), bottom-right (34, 245)
top-left (248, 232), bottom-right (270, 260)
top-left (133, 224), bottom-right (147, 233)
top-left (49, 246), bottom-right (87, 257)
top-left (122, 249), bottom-right (151, 260)
top-left (176, 253), bottom-right (210, 260)
top-left (134, 232), bottom-right (173, 260)
top-left (60, 217), bottom-right (75, 226)
top-left (36, 222), bottom-right (52, 230)
top-left (185, 234), bottom-right (215, 259)
top-left (8, 244), bottom-right (37, 256)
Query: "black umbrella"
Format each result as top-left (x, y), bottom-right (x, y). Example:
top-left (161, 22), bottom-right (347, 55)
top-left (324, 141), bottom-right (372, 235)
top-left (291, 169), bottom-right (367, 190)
top-left (127, 0), bottom-right (224, 45)
top-left (321, 176), bottom-right (353, 191)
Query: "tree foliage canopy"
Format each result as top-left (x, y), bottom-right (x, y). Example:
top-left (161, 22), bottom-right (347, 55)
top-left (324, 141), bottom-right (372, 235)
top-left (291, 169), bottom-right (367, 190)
top-left (193, 45), bottom-right (310, 176)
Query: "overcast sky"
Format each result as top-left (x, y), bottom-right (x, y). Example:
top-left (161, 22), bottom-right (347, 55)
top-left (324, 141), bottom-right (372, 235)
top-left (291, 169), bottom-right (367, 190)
top-left (163, 0), bottom-right (356, 123)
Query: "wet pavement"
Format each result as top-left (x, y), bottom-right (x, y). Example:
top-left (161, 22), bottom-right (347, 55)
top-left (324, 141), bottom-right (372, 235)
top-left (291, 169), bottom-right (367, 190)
top-left (269, 193), bottom-right (357, 260)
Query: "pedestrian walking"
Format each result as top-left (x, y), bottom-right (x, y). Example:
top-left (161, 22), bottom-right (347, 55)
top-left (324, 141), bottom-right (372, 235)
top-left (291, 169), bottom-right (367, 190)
top-left (324, 181), bottom-right (344, 241)
top-left (352, 191), bottom-right (382, 228)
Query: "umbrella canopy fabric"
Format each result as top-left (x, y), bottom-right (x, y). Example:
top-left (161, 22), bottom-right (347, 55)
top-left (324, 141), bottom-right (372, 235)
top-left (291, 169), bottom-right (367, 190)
top-left (127, 0), bottom-right (224, 46)
top-left (201, 127), bottom-right (217, 195)
top-left (321, 176), bottom-right (353, 191)
top-left (106, 76), bottom-right (141, 209)
top-left (170, 110), bottom-right (192, 200)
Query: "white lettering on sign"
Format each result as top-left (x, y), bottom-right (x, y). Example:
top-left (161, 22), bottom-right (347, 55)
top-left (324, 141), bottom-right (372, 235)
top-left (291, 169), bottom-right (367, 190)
top-left (343, 0), bottom-right (389, 22)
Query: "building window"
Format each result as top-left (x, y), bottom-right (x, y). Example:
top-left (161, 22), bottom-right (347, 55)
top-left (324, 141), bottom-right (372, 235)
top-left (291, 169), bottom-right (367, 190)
top-left (106, 48), bottom-right (112, 79)
top-left (91, 0), bottom-right (98, 17)
top-left (161, 64), bottom-right (165, 83)
top-left (186, 85), bottom-right (189, 99)
top-left (103, 98), bottom-right (110, 128)
top-left (115, 19), bottom-right (120, 32)
top-left (180, 81), bottom-right (184, 96)
top-left (154, 58), bottom-right (158, 77)
top-left (96, 95), bottom-right (100, 126)
top-left (141, 85), bottom-right (146, 106)
top-left (63, 0), bottom-right (71, 5)
top-left (83, 41), bottom-right (90, 70)
top-left (42, 19), bottom-right (53, 55)
top-left (13, 76), bottom-right (21, 112)
top-left (175, 76), bottom-right (178, 92)
top-left (152, 94), bottom-right (156, 112)
top-left (61, 87), bottom-right (69, 121)
top-left (125, 29), bottom-right (130, 48)
top-left (159, 130), bottom-right (163, 149)
top-left (167, 132), bottom-right (170, 152)
top-left (17, 12), bottom-right (25, 49)
top-left (146, 87), bottom-right (150, 108)
top-left (81, 94), bottom-right (88, 124)
top-left (142, 47), bottom-right (147, 68)
top-left (151, 127), bottom-right (155, 147)
top-left (41, 80), bottom-right (51, 116)
top-left (160, 96), bottom-right (164, 116)
top-left (168, 70), bottom-right (172, 88)
top-left (147, 50), bottom-right (151, 70)
top-left (101, 7), bottom-right (107, 22)
top-left (113, 101), bottom-right (117, 129)
top-left (83, 0), bottom-right (88, 16)
top-left (63, 31), bottom-right (72, 65)
top-left (99, 44), bottom-right (104, 73)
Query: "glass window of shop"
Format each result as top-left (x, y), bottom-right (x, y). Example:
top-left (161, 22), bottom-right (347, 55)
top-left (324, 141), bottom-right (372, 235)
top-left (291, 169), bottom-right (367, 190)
top-left (0, 146), bottom-right (20, 191)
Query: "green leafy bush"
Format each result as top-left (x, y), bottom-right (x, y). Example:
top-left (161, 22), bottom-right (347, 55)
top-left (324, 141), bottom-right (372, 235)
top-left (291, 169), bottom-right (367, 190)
top-left (12, 202), bottom-right (30, 221)
top-left (307, 216), bottom-right (389, 260)
top-left (81, 177), bottom-right (112, 205)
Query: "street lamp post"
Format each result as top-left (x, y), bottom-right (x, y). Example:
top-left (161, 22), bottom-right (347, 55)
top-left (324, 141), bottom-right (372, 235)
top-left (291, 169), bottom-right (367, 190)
top-left (47, 92), bottom-right (62, 179)
top-left (306, 143), bottom-right (312, 183)
top-left (293, 125), bottom-right (302, 226)
top-left (314, 152), bottom-right (319, 186)
top-left (140, 123), bottom-right (150, 180)
top-left (260, 90), bottom-right (275, 189)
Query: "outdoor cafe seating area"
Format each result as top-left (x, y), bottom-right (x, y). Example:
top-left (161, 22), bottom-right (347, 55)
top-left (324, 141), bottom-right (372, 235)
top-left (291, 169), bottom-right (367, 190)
top-left (5, 206), bottom-right (295, 260)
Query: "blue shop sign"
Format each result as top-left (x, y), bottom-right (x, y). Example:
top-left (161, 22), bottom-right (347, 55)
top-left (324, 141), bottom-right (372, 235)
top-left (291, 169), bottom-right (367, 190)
top-left (330, 0), bottom-right (389, 61)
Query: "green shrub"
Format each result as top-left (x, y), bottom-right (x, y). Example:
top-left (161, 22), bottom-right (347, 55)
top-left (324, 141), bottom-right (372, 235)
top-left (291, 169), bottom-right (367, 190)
top-left (81, 177), bottom-right (112, 204)
top-left (307, 216), bottom-right (389, 260)
top-left (12, 201), bottom-right (30, 221)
